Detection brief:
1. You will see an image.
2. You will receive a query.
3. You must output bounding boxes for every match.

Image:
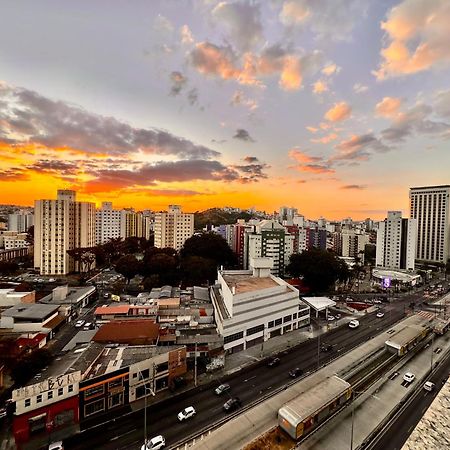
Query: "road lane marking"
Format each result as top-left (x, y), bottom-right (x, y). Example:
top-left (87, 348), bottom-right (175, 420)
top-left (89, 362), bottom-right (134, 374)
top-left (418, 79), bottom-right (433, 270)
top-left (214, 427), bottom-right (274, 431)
top-left (109, 428), bottom-right (136, 441)
top-left (244, 376), bottom-right (256, 382)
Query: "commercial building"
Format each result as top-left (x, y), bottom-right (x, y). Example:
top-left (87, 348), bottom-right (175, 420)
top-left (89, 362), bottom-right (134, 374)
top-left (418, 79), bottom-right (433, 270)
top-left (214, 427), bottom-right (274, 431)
top-left (376, 211), bottom-right (417, 270)
top-left (8, 212), bottom-right (34, 233)
top-left (154, 205), bottom-right (194, 250)
top-left (210, 258), bottom-right (310, 354)
top-left (409, 185), bottom-right (450, 264)
top-left (34, 190), bottom-right (96, 275)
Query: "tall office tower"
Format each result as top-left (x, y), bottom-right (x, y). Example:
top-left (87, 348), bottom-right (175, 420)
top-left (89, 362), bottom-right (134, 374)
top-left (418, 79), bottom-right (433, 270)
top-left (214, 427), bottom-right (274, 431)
top-left (244, 220), bottom-right (294, 277)
top-left (154, 205), bottom-right (194, 250)
top-left (376, 211), bottom-right (417, 270)
top-left (34, 190), bottom-right (96, 275)
top-left (410, 185), bottom-right (450, 264)
top-left (8, 212), bottom-right (34, 233)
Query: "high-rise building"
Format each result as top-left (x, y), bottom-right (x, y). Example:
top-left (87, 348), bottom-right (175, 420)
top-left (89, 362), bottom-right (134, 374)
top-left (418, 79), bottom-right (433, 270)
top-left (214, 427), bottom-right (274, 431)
top-left (8, 212), bottom-right (34, 233)
top-left (279, 206), bottom-right (298, 223)
top-left (376, 211), bottom-right (417, 270)
top-left (34, 190), bottom-right (96, 275)
top-left (333, 230), bottom-right (369, 261)
top-left (410, 185), bottom-right (450, 264)
top-left (154, 205), bottom-right (194, 250)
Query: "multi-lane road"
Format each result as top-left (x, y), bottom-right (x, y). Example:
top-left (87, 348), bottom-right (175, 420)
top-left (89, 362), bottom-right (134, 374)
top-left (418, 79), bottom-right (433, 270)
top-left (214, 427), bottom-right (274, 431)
top-left (65, 309), bottom-right (405, 450)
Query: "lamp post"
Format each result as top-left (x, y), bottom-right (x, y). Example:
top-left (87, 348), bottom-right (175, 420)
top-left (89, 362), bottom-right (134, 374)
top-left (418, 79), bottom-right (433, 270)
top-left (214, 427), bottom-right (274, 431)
top-left (139, 368), bottom-right (155, 448)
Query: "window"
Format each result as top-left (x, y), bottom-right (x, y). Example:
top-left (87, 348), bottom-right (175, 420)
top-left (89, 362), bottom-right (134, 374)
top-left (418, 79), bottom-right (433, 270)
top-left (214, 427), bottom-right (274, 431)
top-left (139, 369), bottom-right (150, 380)
top-left (84, 399), bottom-right (105, 417)
top-left (108, 393), bottom-right (124, 409)
top-left (58, 388), bottom-right (64, 396)
top-left (68, 385), bottom-right (74, 393)
top-left (25, 399), bottom-right (31, 407)
top-left (48, 391), bottom-right (53, 400)
top-left (84, 384), bottom-right (104, 399)
top-left (283, 315), bottom-right (292, 323)
top-left (247, 324), bottom-right (264, 336)
top-left (274, 318), bottom-right (282, 326)
top-left (108, 378), bottom-right (123, 390)
top-left (293, 313), bottom-right (297, 320)
top-left (268, 321), bottom-right (274, 328)
top-left (36, 395), bottom-right (42, 403)
top-left (224, 331), bottom-right (244, 344)
top-left (156, 362), bottom-right (168, 373)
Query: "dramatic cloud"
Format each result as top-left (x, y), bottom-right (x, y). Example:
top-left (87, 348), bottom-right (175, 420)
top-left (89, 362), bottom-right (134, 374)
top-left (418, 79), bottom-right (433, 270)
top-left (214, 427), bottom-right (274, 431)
top-left (233, 129), bottom-right (255, 142)
top-left (279, 0), bottom-right (369, 41)
top-left (189, 41), bottom-right (321, 90)
top-left (288, 148), bottom-right (334, 174)
top-left (375, 0), bottom-right (450, 79)
top-left (288, 149), bottom-right (322, 164)
top-left (340, 184), bottom-right (367, 190)
top-left (312, 79), bottom-right (328, 94)
top-left (169, 71), bottom-right (188, 95)
top-left (324, 102), bottom-right (352, 122)
top-left (0, 84), bottom-right (220, 160)
top-left (353, 83), bottom-right (369, 93)
top-left (212, 1), bottom-right (263, 51)
top-left (332, 134), bottom-right (390, 162)
top-left (375, 97), bottom-right (403, 118)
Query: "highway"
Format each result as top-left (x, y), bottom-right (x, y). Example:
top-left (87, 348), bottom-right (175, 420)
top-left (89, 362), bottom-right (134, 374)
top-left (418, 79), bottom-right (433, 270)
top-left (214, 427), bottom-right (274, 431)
top-left (367, 348), bottom-right (450, 450)
top-left (65, 309), bottom-right (405, 450)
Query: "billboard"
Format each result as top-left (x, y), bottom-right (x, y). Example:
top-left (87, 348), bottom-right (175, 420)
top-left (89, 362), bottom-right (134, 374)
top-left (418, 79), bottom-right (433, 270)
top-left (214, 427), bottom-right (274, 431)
top-left (382, 277), bottom-right (391, 288)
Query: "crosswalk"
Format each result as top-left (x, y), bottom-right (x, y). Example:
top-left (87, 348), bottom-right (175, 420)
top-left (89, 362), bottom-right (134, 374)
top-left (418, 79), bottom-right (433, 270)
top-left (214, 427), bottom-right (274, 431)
top-left (415, 310), bottom-right (435, 320)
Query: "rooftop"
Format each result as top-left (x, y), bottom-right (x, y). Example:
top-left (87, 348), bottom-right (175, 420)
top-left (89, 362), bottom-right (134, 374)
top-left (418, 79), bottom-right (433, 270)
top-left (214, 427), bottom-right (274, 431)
top-left (222, 273), bottom-right (279, 294)
top-left (301, 296), bottom-right (336, 311)
top-left (1, 303), bottom-right (59, 320)
top-left (93, 319), bottom-right (160, 345)
top-left (40, 285), bottom-right (95, 304)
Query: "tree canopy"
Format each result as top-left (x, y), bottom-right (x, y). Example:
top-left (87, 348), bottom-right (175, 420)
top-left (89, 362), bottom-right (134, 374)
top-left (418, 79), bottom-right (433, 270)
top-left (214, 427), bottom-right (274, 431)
top-left (115, 254), bottom-right (141, 283)
top-left (286, 249), bottom-right (350, 293)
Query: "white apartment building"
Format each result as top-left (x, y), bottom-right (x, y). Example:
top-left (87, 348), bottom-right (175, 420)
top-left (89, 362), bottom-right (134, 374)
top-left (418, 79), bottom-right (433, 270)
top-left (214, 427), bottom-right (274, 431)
top-left (95, 202), bottom-right (122, 244)
top-left (8, 212), bottom-right (34, 233)
top-left (210, 258), bottom-right (310, 353)
top-left (376, 211), bottom-right (417, 271)
top-left (34, 190), bottom-right (96, 275)
top-left (410, 185), bottom-right (450, 264)
top-left (154, 205), bottom-right (194, 250)
top-left (244, 220), bottom-right (294, 277)
top-left (4, 233), bottom-right (28, 250)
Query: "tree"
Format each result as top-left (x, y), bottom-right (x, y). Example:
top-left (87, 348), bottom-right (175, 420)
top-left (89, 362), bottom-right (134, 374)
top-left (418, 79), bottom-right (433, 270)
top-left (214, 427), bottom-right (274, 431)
top-left (446, 260), bottom-right (450, 280)
top-left (0, 260), bottom-right (19, 275)
top-left (10, 348), bottom-right (53, 385)
top-left (180, 232), bottom-right (237, 267)
top-left (364, 244), bottom-right (376, 265)
top-left (141, 252), bottom-right (179, 286)
top-left (180, 256), bottom-right (217, 286)
top-left (115, 254), bottom-right (141, 284)
top-left (286, 249), bottom-right (350, 293)
top-left (26, 225), bottom-right (34, 246)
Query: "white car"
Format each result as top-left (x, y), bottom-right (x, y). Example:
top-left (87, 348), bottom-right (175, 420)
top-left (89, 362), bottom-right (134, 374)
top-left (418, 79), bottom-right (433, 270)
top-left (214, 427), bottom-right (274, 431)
top-left (373, 299), bottom-right (382, 304)
top-left (75, 320), bottom-right (85, 328)
top-left (48, 442), bottom-right (64, 450)
top-left (403, 372), bottom-right (415, 383)
top-left (423, 381), bottom-right (435, 392)
top-left (327, 315), bottom-right (335, 321)
top-left (348, 320), bottom-right (360, 329)
top-left (376, 312), bottom-right (385, 318)
top-left (141, 435), bottom-right (165, 450)
top-left (177, 406), bottom-right (196, 422)
top-left (83, 322), bottom-right (93, 330)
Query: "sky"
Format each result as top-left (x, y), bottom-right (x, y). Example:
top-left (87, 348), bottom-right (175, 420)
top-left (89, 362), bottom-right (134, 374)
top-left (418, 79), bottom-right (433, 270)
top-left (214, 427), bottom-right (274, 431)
top-left (0, 0), bottom-right (449, 220)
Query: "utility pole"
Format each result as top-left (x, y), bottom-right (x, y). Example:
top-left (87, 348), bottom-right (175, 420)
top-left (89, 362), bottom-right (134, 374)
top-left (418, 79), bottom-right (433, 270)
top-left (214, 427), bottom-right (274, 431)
top-left (194, 341), bottom-right (198, 387)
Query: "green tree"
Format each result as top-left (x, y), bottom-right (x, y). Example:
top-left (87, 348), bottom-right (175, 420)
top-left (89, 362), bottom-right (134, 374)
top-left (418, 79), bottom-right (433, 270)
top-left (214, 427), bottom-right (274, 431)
top-left (364, 244), bottom-right (376, 265)
top-left (286, 249), bottom-right (350, 293)
top-left (0, 260), bottom-right (19, 275)
top-left (10, 348), bottom-right (53, 385)
top-left (180, 255), bottom-right (217, 286)
top-left (115, 254), bottom-right (141, 284)
top-left (141, 253), bottom-right (179, 286)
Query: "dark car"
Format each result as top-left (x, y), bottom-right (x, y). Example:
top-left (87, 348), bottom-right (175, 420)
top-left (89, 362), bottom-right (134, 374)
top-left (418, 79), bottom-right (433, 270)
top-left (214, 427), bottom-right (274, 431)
top-left (267, 357), bottom-right (281, 367)
top-left (289, 368), bottom-right (303, 378)
top-left (223, 397), bottom-right (241, 412)
top-left (321, 344), bottom-right (333, 352)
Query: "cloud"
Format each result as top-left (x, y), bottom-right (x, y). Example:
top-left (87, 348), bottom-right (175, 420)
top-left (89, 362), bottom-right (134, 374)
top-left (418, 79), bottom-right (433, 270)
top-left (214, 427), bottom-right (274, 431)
top-left (340, 184), bottom-right (367, 190)
top-left (0, 83), bottom-right (220, 160)
top-left (312, 79), bottom-right (328, 94)
top-left (311, 133), bottom-right (338, 144)
top-left (332, 134), bottom-right (391, 162)
top-left (295, 163), bottom-right (335, 174)
top-left (375, 97), bottom-right (403, 118)
top-left (233, 129), bottom-right (255, 142)
top-left (353, 83), bottom-right (369, 93)
top-left (434, 90), bottom-right (450, 117)
top-left (230, 161), bottom-right (270, 183)
top-left (187, 88), bottom-right (199, 106)
top-left (243, 156), bottom-right (259, 163)
top-left (288, 148), bottom-right (322, 164)
top-left (374, 0), bottom-right (450, 79)
top-left (321, 63), bottom-right (340, 76)
top-left (212, 1), bottom-right (263, 51)
top-left (230, 90), bottom-right (258, 110)
top-left (306, 126), bottom-right (319, 133)
top-left (169, 71), bottom-right (188, 95)
top-left (324, 101), bottom-right (352, 122)
top-left (0, 167), bottom-right (27, 181)
top-left (180, 24), bottom-right (194, 45)
top-left (279, 0), bottom-right (369, 41)
top-left (288, 148), bottom-right (334, 173)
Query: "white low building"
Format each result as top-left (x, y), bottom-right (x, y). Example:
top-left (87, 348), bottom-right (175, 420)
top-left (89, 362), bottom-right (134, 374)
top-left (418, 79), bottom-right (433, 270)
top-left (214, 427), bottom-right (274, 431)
top-left (211, 258), bottom-right (310, 354)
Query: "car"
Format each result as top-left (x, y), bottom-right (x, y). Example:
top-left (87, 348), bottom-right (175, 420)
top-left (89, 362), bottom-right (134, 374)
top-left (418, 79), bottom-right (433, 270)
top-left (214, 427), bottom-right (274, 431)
top-left (48, 278), bottom-right (56, 282)
top-left (75, 320), bottom-right (85, 328)
top-left (141, 435), bottom-right (165, 450)
top-left (403, 372), bottom-right (415, 383)
top-left (103, 292), bottom-right (110, 298)
top-left (423, 381), bottom-right (435, 392)
top-left (223, 397), bottom-right (241, 412)
top-left (267, 357), bottom-right (281, 367)
top-left (376, 312), bottom-right (385, 318)
top-left (289, 368), bottom-right (303, 378)
top-left (48, 442), bottom-right (64, 450)
top-left (327, 315), bottom-right (335, 321)
top-left (83, 322), bottom-right (93, 330)
top-left (373, 299), bottom-right (382, 304)
top-left (320, 344), bottom-right (333, 352)
top-left (435, 347), bottom-right (442, 354)
top-left (348, 320), bottom-right (360, 329)
top-left (177, 406), bottom-right (196, 421)
top-left (215, 383), bottom-right (230, 395)
top-left (335, 314), bottom-right (341, 319)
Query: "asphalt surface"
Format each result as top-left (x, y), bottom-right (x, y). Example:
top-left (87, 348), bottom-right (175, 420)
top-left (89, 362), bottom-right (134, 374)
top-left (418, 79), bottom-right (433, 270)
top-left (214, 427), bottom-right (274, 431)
top-left (368, 348), bottom-right (450, 450)
top-left (65, 308), bottom-right (405, 450)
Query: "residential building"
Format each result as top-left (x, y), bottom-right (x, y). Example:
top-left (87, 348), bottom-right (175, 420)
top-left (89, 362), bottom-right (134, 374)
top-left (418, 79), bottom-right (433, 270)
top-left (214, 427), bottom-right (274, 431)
top-left (306, 226), bottom-right (327, 251)
top-left (34, 190), bottom-right (96, 275)
top-left (95, 202), bottom-right (122, 244)
top-left (244, 220), bottom-right (294, 277)
top-left (0, 231), bottom-right (28, 249)
top-left (409, 185), bottom-right (450, 264)
top-left (210, 258), bottom-right (310, 354)
top-left (376, 211), bottom-right (417, 270)
top-left (332, 230), bottom-right (369, 261)
top-left (8, 212), bottom-right (34, 233)
top-left (154, 205), bottom-right (194, 250)
top-left (279, 206), bottom-right (298, 223)
top-left (232, 220), bottom-right (255, 268)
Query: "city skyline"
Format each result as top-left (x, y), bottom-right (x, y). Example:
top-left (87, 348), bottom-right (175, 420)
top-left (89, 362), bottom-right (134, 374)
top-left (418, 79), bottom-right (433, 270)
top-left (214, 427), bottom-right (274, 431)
top-left (1, 0), bottom-right (450, 219)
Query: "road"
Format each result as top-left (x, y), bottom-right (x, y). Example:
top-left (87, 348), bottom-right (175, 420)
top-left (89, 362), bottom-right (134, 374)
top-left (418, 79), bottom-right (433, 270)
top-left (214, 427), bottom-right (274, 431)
top-left (368, 348), bottom-right (450, 450)
top-left (65, 309), bottom-right (405, 450)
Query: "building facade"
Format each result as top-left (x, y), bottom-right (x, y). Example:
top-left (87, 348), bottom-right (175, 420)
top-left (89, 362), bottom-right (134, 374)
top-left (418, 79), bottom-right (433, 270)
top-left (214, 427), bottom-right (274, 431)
top-left (34, 190), bottom-right (96, 275)
top-left (376, 211), bottom-right (417, 271)
top-left (154, 205), bottom-right (194, 250)
top-left (8, 212), bottom-right (34, 233)
top-left (409, 185), bottom-right (450, 264)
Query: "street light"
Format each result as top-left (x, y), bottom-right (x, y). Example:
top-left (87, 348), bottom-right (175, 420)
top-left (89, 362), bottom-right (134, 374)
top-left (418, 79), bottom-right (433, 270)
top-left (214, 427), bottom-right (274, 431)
top-left (138, 367), bottom-right (155, 448)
